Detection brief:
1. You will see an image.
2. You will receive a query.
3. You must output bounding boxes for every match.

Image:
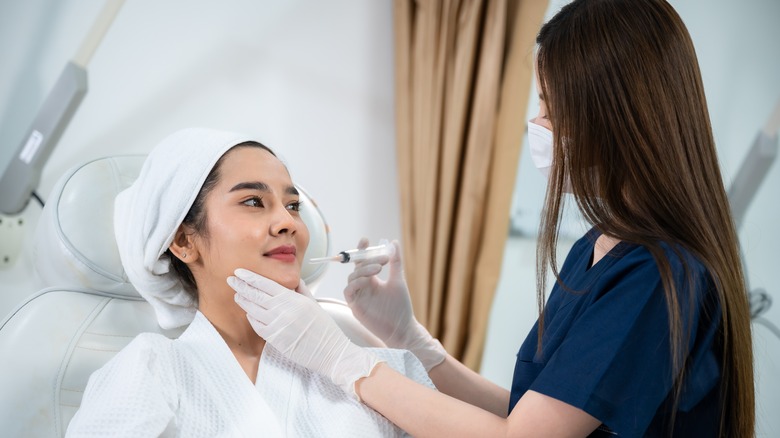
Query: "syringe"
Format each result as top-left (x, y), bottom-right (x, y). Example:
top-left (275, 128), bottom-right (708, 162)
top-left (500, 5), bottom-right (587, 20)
top-left (309, 240), bottom-right (393, 264)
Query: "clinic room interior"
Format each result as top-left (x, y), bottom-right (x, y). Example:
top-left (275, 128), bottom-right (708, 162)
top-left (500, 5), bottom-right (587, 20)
top-left (1, 0), bottom-right (778, 436)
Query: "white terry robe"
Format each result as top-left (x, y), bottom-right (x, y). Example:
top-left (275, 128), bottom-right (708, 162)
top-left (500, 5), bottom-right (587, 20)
top-left (66, 311), bottom-right (433, 437)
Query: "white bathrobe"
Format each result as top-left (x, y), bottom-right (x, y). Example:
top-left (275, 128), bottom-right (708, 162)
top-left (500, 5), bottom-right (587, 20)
top-left (66, 312), bottom-right (433, 437)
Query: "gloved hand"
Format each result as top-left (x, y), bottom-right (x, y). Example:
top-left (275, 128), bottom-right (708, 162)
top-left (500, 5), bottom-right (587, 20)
top-left (344, 238), bottom-right (446, 371)
top-left (295, 278), bottom-right (314, 299)
top-left (228, 269), bottom-right (381, 398)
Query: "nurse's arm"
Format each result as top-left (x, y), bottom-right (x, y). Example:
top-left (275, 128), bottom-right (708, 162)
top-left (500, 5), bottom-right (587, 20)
top-left (427, 354), bottom-right (511, 417)
top-left (356, 363), bottom-right (601, 438)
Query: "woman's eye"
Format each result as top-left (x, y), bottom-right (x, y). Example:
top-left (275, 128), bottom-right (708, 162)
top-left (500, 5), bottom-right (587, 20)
top-left (287, 201), bottom-right (302, 212)
top-left (243, 197), bottom-right (263, 208)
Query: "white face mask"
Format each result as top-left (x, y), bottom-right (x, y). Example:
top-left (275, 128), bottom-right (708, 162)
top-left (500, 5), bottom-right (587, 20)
top-left (527, 120), bottom-right (554, 178)
top-left (527, 120), bottom-right (573, 193)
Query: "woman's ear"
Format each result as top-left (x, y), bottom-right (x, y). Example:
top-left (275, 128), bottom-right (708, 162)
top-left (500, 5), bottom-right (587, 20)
top-left (169, 225), bottom-right (200, 263)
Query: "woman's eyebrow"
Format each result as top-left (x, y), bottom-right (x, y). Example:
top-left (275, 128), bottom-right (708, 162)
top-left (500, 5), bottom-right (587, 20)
top-left (229, 181), bottom-right (269, 193)
top-left (229, 181), bottom-right (299, 196)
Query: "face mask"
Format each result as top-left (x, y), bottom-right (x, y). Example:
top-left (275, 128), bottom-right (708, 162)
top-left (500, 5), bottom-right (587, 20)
top-left (527, 120), bottom-right (553, 178)
top-left (528, 120), bottom-right (577, 194)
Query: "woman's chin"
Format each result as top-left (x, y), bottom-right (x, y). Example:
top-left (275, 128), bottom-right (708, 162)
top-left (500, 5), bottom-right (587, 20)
top-left (241, 265), bottom-right (300, 290)
top-left (279, 278), bottom-right (299, 290)
top-left (264, 272), bottom-right (300, 290)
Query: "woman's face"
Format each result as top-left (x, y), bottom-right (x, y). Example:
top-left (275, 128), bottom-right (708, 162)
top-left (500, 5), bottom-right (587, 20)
top-left (531, 61), bottom-right (553, 131)
top-left (192, 147), bottom-right (309, 290)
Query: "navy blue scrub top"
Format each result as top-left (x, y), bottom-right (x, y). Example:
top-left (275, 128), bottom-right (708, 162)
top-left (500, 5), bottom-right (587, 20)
top-left (509, 228), bottom-right (722, 437)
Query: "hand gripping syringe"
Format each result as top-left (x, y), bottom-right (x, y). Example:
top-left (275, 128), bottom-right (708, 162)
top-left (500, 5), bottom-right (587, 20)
top-left (309, 240), bottom-right (393, 264)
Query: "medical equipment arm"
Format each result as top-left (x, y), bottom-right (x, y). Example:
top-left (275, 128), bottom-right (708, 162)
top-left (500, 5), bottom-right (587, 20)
top-left (343, 238), bottom-right (447, 371)
top-left (229, 270), bottom-right (381, 397)
top-left (728, 98), bottom-right (779, 231)
top-left (0, 0), bottom-right (126, 214)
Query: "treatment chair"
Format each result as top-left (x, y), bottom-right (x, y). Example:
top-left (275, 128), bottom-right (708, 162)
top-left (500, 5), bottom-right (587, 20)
top-left (0, 155), bottom-right (383, 437)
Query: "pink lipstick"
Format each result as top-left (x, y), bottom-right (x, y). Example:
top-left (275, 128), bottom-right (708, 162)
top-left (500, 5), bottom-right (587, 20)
top-left (264, 245), bottom-right (297, 263)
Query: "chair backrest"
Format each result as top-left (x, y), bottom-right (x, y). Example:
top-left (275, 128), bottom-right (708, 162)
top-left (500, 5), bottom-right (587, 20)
top-left (0, 155), bottom-right (382, 437)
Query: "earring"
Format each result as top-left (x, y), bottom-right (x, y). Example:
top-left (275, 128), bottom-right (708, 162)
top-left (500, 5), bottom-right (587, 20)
top-left (182, 252), bottom-right (187, 258)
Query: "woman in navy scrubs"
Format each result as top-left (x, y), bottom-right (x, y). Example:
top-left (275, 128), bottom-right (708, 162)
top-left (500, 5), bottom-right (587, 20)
top-left (228, 0), bottom-right (755, 436)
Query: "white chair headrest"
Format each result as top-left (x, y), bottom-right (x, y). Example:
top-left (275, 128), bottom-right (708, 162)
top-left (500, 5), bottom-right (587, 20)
top-left (32, 155), bottom-right (330, 298)
top-left (34, 156), bottom-right (144, 298)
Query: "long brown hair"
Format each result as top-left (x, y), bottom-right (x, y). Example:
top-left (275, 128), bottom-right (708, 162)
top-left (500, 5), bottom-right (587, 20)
top-left (534, 0), bottom-right (754, 436)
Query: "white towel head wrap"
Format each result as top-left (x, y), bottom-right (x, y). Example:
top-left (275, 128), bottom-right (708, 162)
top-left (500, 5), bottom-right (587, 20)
top-left (114, 127), bottom-right (256, 329)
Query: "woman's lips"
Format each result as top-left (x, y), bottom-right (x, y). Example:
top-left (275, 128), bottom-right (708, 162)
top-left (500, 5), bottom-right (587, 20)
top-left (264, 245), bottom-right (297, 263)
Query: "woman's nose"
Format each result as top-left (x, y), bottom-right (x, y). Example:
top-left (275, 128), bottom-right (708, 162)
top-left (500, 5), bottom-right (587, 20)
top-left (270, 205), bottom-right (296, 236)
top-left (531, 108), bottom-right (546, 125)
top-left (531, 114), bottom-right (552, 131)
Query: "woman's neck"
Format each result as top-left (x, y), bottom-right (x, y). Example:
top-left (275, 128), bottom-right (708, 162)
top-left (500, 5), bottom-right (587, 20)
top-left (591, 233), bottom-right (622, 268)
top-left (198, 287), bottom-right (266, 382)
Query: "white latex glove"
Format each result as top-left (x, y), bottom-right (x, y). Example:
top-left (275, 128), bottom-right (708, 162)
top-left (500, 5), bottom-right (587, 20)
top-left (295, 278), bottom-right (314, 299)
top-left (344, 238), bottom-right (446, 371)
top-left (228, 269), bottom-right (381, 398)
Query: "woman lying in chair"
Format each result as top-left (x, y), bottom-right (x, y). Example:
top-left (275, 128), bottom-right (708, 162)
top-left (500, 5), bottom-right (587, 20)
top-left (66, 128), bottom-right (432, 437)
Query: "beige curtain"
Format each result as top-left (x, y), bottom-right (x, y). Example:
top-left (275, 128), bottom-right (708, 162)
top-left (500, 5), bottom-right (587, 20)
top-left (393, 0), bottom-right (549, 370)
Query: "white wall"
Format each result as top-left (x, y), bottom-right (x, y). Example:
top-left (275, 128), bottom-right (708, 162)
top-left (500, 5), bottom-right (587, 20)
top-left (492, 0), bottom-right (780, 436)
top-left (0, 0), bottom-right (399, 313)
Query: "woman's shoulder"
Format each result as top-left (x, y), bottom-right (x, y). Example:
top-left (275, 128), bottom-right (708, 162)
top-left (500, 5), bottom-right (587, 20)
top-left (618, 238), bottom-right (708, 275)
top-left (120, 332), bottom-right (176, 357)
top-left (580, 227), bottom-right (703, 270)
top-left (94, 332), bottom-right (177, 378)
top-left (69, 334), bottom-right (179, 435)
top-left (78, 333), bottom-right (178, 406)
top-left (603, 238), bottom-right (712, 301)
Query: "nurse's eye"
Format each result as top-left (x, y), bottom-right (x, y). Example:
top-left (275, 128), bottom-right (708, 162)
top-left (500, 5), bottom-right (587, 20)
top-left (286, 201), bottom-right (302, 212)
top-left (242, 197), bottom-right (264, 208)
